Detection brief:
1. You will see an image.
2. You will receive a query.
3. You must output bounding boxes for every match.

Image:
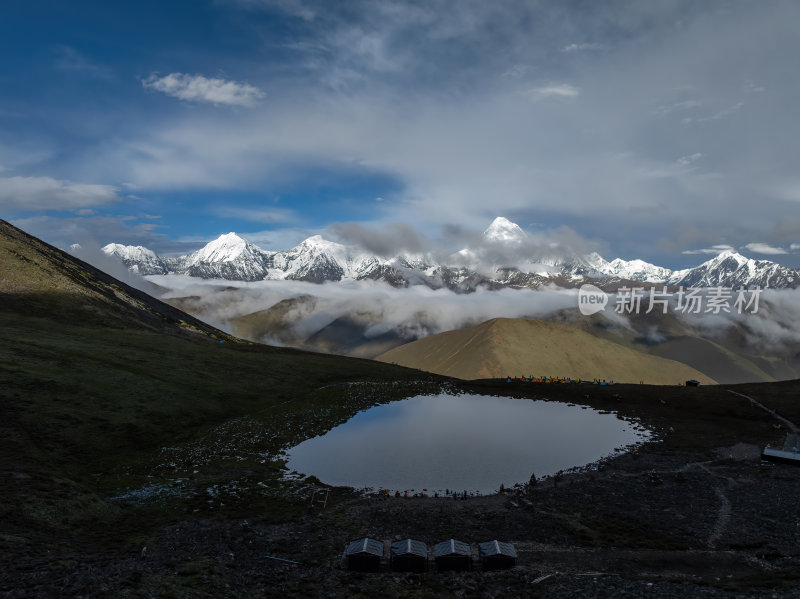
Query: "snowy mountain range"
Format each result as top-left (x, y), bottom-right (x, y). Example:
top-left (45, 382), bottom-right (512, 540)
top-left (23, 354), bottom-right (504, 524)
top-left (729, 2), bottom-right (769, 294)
top-left (101, 217), bottom-right (799, 291)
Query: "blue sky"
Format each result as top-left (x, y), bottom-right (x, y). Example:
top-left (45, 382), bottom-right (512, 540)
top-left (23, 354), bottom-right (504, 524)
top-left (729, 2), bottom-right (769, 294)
top-left (2, 0), bottom-right (800, 267)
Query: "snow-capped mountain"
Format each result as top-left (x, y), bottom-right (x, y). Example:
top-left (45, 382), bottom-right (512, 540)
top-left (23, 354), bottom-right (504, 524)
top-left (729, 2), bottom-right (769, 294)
top-left (175, 232), bottom-right (273, 281)
top-left (102, 243), bottom-right (168, 275)
top-left (666, 250), bottom-right (798, 289)
top-left (593, 257), bottom-right (675, 283)
top-left (483, 216), bottom-right (527, 243)
top-left (451, 217), bottom-right (526, 268)
top-left (267, 235), bottom-right (385, 282)
top-left (103, 218), bottom-right (800, 291)
top-left (456, 217), bottom-right (594, 278)
top-left (104, 233), bottom-right (397, 284)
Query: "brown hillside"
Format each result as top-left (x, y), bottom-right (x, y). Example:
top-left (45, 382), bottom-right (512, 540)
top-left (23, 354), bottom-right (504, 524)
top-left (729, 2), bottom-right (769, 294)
top-left (377, 317), bottom-right (716, 384)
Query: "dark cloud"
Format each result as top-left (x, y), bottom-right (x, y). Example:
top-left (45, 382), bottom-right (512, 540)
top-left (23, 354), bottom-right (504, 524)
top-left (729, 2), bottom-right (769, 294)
top-left (328, 222), bottom-right (433, 257)
top-left (774, 216), bottom-right (800, 241)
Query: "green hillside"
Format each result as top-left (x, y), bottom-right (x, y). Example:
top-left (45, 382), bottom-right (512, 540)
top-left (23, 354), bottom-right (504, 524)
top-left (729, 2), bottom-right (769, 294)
top-left (0, 220), bottom-right (431, 542)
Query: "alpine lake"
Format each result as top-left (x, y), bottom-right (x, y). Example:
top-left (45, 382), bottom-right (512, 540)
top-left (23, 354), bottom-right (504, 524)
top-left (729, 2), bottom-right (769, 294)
top-left (285, 393), bottom-right (653, 495)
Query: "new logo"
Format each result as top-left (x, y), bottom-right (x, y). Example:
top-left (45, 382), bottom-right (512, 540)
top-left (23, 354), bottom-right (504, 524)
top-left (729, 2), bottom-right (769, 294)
top-left (578, 284), bottom-right (608, 316)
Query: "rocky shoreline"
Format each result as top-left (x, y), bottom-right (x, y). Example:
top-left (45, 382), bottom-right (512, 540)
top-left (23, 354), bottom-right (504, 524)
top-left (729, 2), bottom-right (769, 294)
top-left (3, 380), bottom-right (800, 598)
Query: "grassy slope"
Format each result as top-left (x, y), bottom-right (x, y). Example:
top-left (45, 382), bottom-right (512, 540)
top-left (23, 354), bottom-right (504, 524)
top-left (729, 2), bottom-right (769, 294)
top-left (0, 220), bottom-right (427, 542)
top-left (377, 317), bottom-right (717, 384)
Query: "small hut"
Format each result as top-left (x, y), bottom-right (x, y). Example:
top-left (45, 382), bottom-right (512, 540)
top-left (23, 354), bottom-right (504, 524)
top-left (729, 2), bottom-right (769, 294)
top-left (762, 433), bottom-right (800, 465)
top-left (345, 537), bottom-right (383, 572)
top-left (478, 540), bottom-right (517, 570)
top-left (390, 539), bottom-right (428, 572)
top-left (433, 538), bottom-right (472, 572)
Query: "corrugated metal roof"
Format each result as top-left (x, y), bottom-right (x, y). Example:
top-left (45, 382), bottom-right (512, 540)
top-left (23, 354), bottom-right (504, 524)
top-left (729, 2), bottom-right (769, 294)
top-left (390, 539), bottom-right (427, 557)
top-left (478, 540), bottom-right (517, 558)
top-left (345, 537), bottom-right (383, 557)
top-left (433, 539), bottom-right (471, 557)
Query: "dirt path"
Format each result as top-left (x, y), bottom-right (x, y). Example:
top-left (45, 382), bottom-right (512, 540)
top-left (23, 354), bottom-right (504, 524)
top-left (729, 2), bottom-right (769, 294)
top-left (729, 390), bottom-right (799, 433)
top-left (707, 486), bottom-right (731, 549)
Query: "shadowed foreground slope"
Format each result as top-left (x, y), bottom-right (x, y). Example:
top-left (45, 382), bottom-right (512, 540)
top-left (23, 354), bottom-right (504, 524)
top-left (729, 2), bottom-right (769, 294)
top-left (0, 219), bottom-right (425, 539)
top-left (378, 317), bottom-right (716, 384)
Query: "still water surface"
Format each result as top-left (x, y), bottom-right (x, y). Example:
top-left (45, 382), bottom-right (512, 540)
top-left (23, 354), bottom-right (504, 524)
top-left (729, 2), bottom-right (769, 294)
top-left (285, 394), bottom-right (651, 494)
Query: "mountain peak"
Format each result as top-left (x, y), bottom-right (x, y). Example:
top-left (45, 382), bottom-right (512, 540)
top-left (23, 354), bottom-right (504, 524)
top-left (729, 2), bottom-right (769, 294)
top-left (101, 225), bottom-right (799, 290)
top-left (483, 217), bottom-right (526, 242)
top-left (297, 235), bottom-right (346, 251)
top-left (705, 249), bottom-right (749, 266)
top-left (213, 232), bottom-right (248, 245)
top-left (715, 248), bottom-right (738, 257)
top-left (188, 232), bottom-right (263, 264)
top-left (102, 243), bottom-right (161, 262)
top-left (301, 234), bottom-right (326, 245)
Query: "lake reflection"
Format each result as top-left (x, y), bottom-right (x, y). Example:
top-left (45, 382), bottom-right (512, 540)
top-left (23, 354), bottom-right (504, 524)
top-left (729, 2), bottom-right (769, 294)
top-left (285, 394), bottom-right (651, 494)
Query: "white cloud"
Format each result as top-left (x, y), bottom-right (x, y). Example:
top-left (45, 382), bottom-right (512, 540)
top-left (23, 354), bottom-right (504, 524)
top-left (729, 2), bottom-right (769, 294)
top-left (743, 81), bottom-right (765, 93)
top-left (527, 83), bottom-right (580, 99)
top-left (228, 227), bottom-right (313, 251)
top-left (0, 176), bottom-right (120, 211)
top-left (10, 214), bottom-right (177, 253)
top-left (500, 64), bottom-right (534, 80)
top-left (143, 273), bottom-right (800, 364)
top-left (744, 242), bottom-right (788, 255)
top-left (214, 206), bottom-right (296, 224)
top-left (654, 99), bottom-right (703, 116)
top-left (677, 152), bottom-right (704, 167)
top-left (221, 0), bottom-right (316, 20)
top-left (682, 244), bottom-right (735, 255)
top-left (707, 102), bottom-right (744, 120)
top-left (150, 275), bottom-right (582, 342)
top-left (790, 243), bottom-right (800, 251)
top-left (562, 43), bottom-right (603, 53)
top-left (54, 45), bottom-right (112, 79)
top-left (142, 73), bottom-right (265, 107)
top-left (75, 1), bottom-right (800, 264)
top-left (683, 102), bottom-right (744, 124)
top-left (768, 180), bottom-right (800, 203)
top-left (673, 288), bottom-right (800, 356)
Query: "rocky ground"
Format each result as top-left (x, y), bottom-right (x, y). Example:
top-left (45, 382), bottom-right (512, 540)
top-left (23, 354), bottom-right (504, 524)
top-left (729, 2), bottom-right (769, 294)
top-left (3, 380), bottom-right (800, 598)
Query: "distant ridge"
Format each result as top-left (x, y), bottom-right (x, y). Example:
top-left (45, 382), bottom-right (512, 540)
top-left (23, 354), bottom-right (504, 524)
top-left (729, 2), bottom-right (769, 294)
top-left (377, 317), bottom-right (716, 384)
top-left (102, 217), bottom-right (800, 291)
